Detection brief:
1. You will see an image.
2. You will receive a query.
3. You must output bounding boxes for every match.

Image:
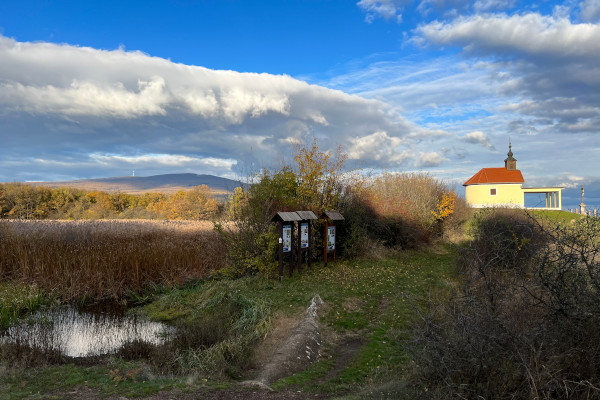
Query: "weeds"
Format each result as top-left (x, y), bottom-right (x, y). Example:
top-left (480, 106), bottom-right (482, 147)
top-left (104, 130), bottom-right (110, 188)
top-left (0, 219), bottom-right (226, 299)
top-left (0, 283), bottom-right (48, 330)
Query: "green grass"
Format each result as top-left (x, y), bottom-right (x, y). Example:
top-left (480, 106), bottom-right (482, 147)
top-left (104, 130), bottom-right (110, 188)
top-left (0, 245), bottom-right (458, 398)
top-left (267, 246), bottom-right (457, 395)
top-left (529, 209), bottom-right (584, 225)
top-left (0, 283), bottom-right (51, 330)
top-left (0, 361), bottom-right (189, 400)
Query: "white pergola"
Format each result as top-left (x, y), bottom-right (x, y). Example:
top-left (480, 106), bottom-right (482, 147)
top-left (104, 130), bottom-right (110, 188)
top-left (523, 187), bottom-right (563, 210)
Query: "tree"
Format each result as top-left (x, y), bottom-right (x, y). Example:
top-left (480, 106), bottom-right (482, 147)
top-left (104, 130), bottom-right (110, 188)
top-left (294, 138), bottom-right (347, 213)
top-left (218, 138), bottom-right (348, 276)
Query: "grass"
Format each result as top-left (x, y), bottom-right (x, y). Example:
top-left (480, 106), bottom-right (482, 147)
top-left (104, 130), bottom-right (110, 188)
top-left (0, 282), bottom-right (51, 330)
top-left (0, 243), bottom-right (458, 398)
top-left (0, 220), bottom-right (226, 299)
top-left (133, 244), bottom-right (458, 395)
top-left (0, 360), bottom-right (191, 400)
top-left (529, 209), bottom-right (586, 226)
top-left (268, 247), bottom-right (457, 396)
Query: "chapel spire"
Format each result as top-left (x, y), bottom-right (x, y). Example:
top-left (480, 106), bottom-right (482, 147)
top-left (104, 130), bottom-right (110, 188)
top-left (504, 139), bottom-right (517, 171)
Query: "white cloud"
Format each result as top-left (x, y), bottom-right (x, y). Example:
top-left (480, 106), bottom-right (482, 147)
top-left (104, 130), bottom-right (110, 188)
top-left (415, 151), bottom-right (447, 167)
top-left (347, 131), bottom-right (410, 166)
top-left (416, 0), bottom-right (471, 17)
top-left (90, 153), bottom-right (237, 168)
top-left (0, 34), bottom-right (426, 181)
top-left (473, 0), bottom-right (516, 13)
top-left (357, 0), bottom-right (404, 23)
top-left (464, 131), bottom-right (495, 149)
top-left (414, 12), bottom-right (600, 136)
top-left (580, 0), bottom-right (600, 22)
top-left (1, 77), bottom-right (170, 117)
top-left (416, 13), bottom-right (600, 60)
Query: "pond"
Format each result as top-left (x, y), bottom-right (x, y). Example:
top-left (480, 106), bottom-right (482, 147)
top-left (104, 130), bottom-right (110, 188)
top-left (1, 303), bottom-right (174, 358)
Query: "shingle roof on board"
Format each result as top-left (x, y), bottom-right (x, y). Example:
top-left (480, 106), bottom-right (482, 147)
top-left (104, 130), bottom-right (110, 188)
top-left (296, 211), bottom-right (318, 220)
top-left (270, 212), bottom-right (303, 222)
top-left (320, 211), bottom-right (344, 220)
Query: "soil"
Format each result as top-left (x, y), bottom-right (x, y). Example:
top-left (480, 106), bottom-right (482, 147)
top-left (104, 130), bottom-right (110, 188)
top-left (320, 336), bottom-right (365, 383)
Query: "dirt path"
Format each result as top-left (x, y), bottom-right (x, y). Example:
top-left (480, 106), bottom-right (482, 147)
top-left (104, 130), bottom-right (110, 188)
top-left (242, 294), bottom-right (324, 388)
top-left (54, 386), bottom-right (333, 400)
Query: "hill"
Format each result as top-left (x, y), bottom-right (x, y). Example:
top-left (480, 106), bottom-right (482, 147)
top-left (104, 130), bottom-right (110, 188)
top-left (28, 173), bottom-right (241, 195)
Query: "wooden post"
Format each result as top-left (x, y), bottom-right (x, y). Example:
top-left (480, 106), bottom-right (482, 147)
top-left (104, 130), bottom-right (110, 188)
top-left (278, 221), bottom-right (283, 282)
top-left (324, 219), bottom-right (329, 266)
top-left (289, 222), bottom-right (295, 277)
top-left (332, 222), bottom-right (337, 262)
top-left (297, 221), bottom-right (302, 274)
top-left (307, 221), bottom-right (312, 269)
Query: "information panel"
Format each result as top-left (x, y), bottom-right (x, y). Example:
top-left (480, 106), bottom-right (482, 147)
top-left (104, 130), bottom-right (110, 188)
top-left (300, 223), bottom-right (309, 249)
top-left (282, 225), bottom-right (292, 252)
top-left (327, 226), bottom-right (335, 251)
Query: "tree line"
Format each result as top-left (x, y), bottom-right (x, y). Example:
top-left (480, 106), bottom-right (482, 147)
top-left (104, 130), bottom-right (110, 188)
top-left (0, 183), bottom-right (221, 220)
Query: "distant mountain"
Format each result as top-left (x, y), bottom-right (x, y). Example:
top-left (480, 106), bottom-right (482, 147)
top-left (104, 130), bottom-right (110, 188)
top-left (28, 173), bottom-right (242, 195)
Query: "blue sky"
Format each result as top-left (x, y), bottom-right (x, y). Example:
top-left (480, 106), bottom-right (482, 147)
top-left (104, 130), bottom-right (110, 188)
top-left (1, 0), bottom-right (599, 209)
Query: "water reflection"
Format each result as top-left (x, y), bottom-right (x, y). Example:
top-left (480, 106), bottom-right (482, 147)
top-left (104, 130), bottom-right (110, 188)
top-left (2, 305), bottom-right (174, 357)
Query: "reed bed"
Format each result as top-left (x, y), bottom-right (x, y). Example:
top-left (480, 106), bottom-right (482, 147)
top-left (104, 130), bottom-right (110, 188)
top-left (0, 220), bottom-right (226, 300)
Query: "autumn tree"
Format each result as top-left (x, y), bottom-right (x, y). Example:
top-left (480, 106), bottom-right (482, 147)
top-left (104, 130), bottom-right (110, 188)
top-left (219, 138), bottom-right (347, 276)
top-left (294, 138), bottom-right (347, 213)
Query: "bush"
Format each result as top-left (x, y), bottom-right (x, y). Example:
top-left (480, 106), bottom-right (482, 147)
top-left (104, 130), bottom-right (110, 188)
top-left (217, 139), bottom-right (347, 277)
top-left (339, 173), bottom-right (466, 254)
top-left (412, 210), bottom-right (600, 399)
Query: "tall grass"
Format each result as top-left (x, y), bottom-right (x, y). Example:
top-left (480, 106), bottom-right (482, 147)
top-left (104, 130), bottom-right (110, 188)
top-left (0, 220), bottom-right (226, 300)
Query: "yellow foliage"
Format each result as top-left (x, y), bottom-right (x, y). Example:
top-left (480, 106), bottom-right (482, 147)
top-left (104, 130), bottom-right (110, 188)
top-left (293, 137), bottom-right (347, 213)
top-left (431, 190), bottom-right (456, 222)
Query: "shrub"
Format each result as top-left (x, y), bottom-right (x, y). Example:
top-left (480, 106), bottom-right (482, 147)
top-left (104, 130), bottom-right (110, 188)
top-left (412, 210), bottom-right (600, 399)
top-left (339, 173), bottom-right (465, 254)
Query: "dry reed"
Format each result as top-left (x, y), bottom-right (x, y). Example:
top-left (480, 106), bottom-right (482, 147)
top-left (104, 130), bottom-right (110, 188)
top-left (0, 220), bottom-right (226, 300)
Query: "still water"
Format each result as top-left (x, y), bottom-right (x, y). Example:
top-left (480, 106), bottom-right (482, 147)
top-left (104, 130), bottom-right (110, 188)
top-left (3, 304), bottom-right (174, 357)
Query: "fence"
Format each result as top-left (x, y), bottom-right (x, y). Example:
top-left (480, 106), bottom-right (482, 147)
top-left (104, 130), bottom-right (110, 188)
top-left (568, 207), bottom-right (598, 216)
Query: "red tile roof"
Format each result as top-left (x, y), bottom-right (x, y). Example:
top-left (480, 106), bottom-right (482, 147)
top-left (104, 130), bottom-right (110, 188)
top-left (463, 168), bottom-right (524, 186)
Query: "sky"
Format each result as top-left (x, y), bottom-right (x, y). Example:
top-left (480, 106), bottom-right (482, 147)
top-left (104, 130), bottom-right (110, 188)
top-left (1, 0), bottom-right (599, 209)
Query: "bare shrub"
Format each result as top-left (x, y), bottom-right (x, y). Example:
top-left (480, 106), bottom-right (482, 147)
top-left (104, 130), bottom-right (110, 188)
top-left (411, 211), bottom-right (600, 399)
top-left (0, 220), bottom-right (226, 299)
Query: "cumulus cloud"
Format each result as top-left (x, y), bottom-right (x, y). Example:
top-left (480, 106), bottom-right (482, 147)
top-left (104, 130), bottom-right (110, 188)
top-left (0, 34), bottom-right (426, 181)
top-left (347, 131), bottom-right (411, 166)
top-left (416, 13), bottom-right (600, 59)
